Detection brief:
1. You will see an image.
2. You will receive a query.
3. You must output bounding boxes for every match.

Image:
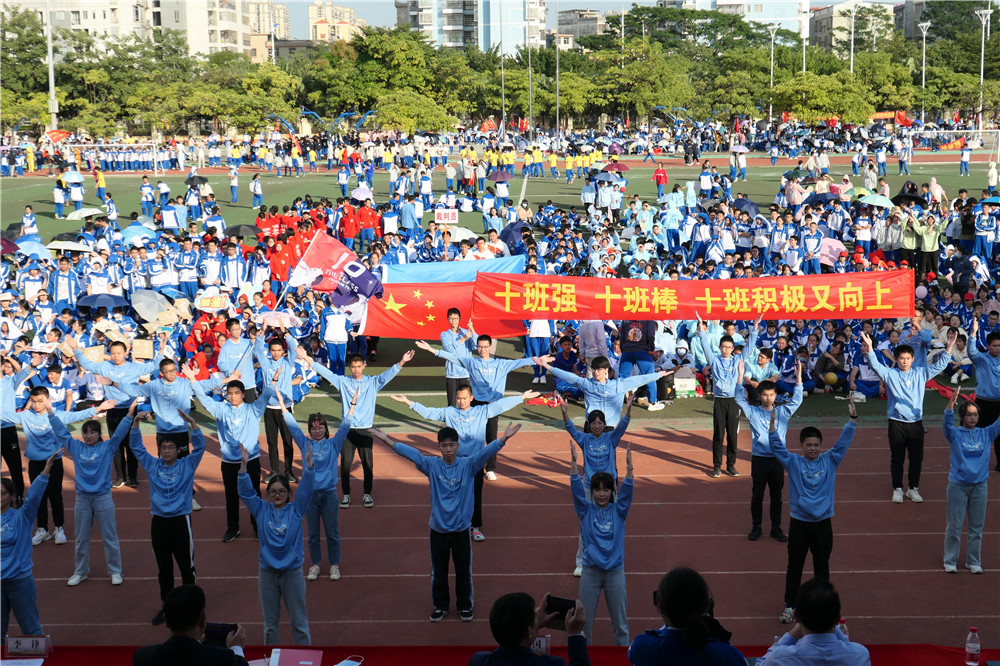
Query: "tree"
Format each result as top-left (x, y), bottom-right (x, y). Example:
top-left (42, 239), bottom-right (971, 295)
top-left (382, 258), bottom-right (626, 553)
top-left (372, 90), bottom-right (457, 133)
top-left (850, 52), bottom-right (915, 111)
top-left (0, 6), bottom-right (50, 96)
top-left (772, 72), bottom-right (874, 124)
top-left (593, 40), bottom-right (694, 120)
top-left (920, 0), bottom-right (995, 44)
top-left (0, 92), bottom-right (51, 133)
top-left (831, 5), bottom-right (895, 58)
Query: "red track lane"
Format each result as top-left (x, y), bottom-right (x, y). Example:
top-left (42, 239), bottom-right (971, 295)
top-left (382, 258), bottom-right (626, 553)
top-left (22, 427), bottom-right (999, 650)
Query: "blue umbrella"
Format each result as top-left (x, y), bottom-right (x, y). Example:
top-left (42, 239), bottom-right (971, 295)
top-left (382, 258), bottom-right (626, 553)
top-left (983, 196), bottom-right (1000, 204)
top-left (500, 220), bottom-right (531, 248)
top-left (121, 224), bottom-right (154, 247)
top-left (78, 294), bottom-right (129, 310)
top-left (15, 240), bottom-right (52, 261)
top-left (18, 234), bottom-right (42, 244)
top-left (803, 192), bottom-right (839, 206)
top-left (61, 171), bottom-right (85, 184)
top-left (731, 197), bottom-right (761, 216)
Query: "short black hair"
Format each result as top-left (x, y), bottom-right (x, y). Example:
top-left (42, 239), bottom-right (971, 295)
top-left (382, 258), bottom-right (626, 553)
top-left (799, 426), bottom-right (823, 443)
top-left (488, 592), bottom-right (535, 647)
top-left (894, 344), bottom-right (914, 358)
top-left (163, 584), bottom-right (206, 633)
top-left (347, 353), bottom-right (365, 365)
top-left (225, 380), bottom-right (245, 394)
top-left (587, 410), bottom-right (607, 424)
top-left (438, 426), bottom-right (460, 444)
top-left (794, 578), bottom-right (841, 633)
top-left (758, 380), bottom-right (777, 393)
top-left (591, 356), bottom-right (611, 371)
top-left (447, 308), bottom-right (461, 318)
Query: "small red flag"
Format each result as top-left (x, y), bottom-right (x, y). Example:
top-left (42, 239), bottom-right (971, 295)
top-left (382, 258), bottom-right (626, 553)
top-left (45, 130), bottom-right (70, 143)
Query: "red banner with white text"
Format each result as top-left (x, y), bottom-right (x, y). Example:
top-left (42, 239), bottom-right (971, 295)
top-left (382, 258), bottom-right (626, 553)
top-left (471, 271), bottom-right (914, 321)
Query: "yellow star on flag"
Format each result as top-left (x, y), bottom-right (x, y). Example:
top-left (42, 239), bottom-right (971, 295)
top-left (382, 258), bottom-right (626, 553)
top-left (412, 289), bottom-right (423, 299)
top-left (425, 300), bottom-right (434, 309)
top-left (426, 314), bottom-right (436, 322)
top-left (383, 294), bottom-right (407, 315)
top-left (417, 321), bottom-right (425, 326)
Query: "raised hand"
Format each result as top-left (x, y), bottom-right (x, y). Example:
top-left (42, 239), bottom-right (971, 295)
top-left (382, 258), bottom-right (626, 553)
top-left (501, 422), bottom-right (522, 441)
top-left (948, 385), bottom-right (961, 410)
top-left (271, 365), bottom-right (282, 383)
top-left (239, 445), bottom-right (248, 473)
top-left (180, 363), bottom-right (197, 381)
top-left (769, 405), bottom-right (777, 432)
top-left (400, 349), bottom-right (416, 365)
top-left (521, 389), bottom-right (540, 401)
top-left (97, 376), bottom-right (114, 386)
top-left (96, 399), bottom-right (118, 413)
top-left (796, 360), bottom-right (802, 385)
top-left (348, 387), bottom-right (360, 416)
top-left (414, 340), bottom-right (435, 353)
top-left (848, 391), bottom-right (858, 419)
top-left (296, 346), bottom-right (310, 362)
top-left (625, 443), bottom-right (634, 478)
top-left (367, 427), bottom-right (393, 447)
top-left (42, 448), bottom-right (65, 475)
top-left (127, 401), bottom-right (138, 417)
top-left (176, 408), bottom-right (197, 426)
top-left (390, 394), bottom-right (411, 406)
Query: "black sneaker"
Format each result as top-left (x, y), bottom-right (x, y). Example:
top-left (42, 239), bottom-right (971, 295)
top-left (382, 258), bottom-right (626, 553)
top-left (726, 466), bottom-right (740, 477)
top-left (222, 529), bottom-right (241, 543)
top-left (710, 467), bottom-right (722, 478)
top-left (429, 609), bottom-right (448, 622)
top-left (151, 610), bottom-right (165, 626)
top-left (770, 527), bottom-right (788, 542)
top-left (288, 473), bottom-right (299, 484)
top-left (748, 527), bottom-right (762, 541)
top-left (459, 609), bottom-right (474, 622)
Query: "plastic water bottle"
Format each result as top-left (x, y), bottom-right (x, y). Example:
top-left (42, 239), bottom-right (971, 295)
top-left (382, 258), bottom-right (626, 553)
top-left (965, 627), bottom-right (980, 666)
top-left (838, 618), bottom-right (849, 640)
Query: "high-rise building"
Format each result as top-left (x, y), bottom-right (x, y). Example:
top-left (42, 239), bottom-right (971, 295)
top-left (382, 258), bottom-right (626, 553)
top-left (893, 0), bottom-right (927, 39)
top-left (656, 0), bottom-right (810, 37)
top-left (307, 1), bottom-right (366, 43)
top-left (395, 0), bottom-right (547, 55)
top-left (248, 1), bottom-right (290, 39)
top-left (811, 0), bottom-right (894, 52)
top-left (18, 0), bottom-right (257, 56)
top-left (556, 9), bottom-right (607, 41)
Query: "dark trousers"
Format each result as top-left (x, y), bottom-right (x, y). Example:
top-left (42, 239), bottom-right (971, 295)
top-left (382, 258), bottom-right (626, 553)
top-left (918, 250), bottom-right (937, 278)
top-left (711, 397), bottom-right (739, 469)
top-left (108, 407), bottom-right (138, 484)
top-left (221, 458), bottom-right (260, 533)
top-left (974, 397), bottom-right (1000, 469)
top-left (150, 514), bottom-right (196, 602)
top-left (244, 388), bottom-right (258, 404)
top-left (445, 378), bottom-right (465, 407)
top-left (28, 458), bottom-right (63, 529)
top-left (751, 455), bottom-right (784, 529)
top-left (471, 399), bottom-right (499, 472)
top-left (430, 528), bottom-right (473, 612)
top-left (472, 469), bottom-right (485, 529)
top-left (888, 419), bottom-right (924, 489)
top-left (785, 517), bottom-right (833, 607)
top-left (2, 426), bottom-right (24, 504)
top-left (263, 408), bottom-right (294, 476)
top-left (341, 429), bottom-right (374, 496)
top-left (900, 247), bottom-right (917, 271)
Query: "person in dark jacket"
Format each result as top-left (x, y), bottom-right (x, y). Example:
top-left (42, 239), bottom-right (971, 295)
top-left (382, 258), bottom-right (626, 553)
top-left (619, 320), bottom-right (663, 411)
top-left (468, 591), bottom-right (589, 666)
top-left (133, 584), bottom-right (249, 666)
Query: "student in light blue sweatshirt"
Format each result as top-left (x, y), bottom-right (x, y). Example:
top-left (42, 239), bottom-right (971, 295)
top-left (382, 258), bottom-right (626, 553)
top-left (298, 345), bottom-right (415, 509)
top-left (561, 392), bottom-right (633, 578)
top-left (183, 364), bottom-right (276, 544)
top-left (392, 386), bottom-right (534, 542)
top-left (735, 358), bottom-right (802, 543)
top-left (1, 450), bottom-right (59, 641)
top-left (769, 397), bottom-right (857, 625)
top-left (217, 318), bottom-right (257, 400)
top-left (238, 442), bottom-right (316, 645)
top-left (1, 354), bottom-right (37, 507)
top-left (1, 385), bottom-right (114, 546)
top-left (966, 319), bottom-right (1000, 471)
top-left (279, 389), bottom-right (354, 583)
top-left (253, 325), bottom-right (299, 483)
top-left (861, 330), bottom-right (954, 504)
top-left (370, 421), bottom-right (522, 624)
top-left (49, 409), bottom-right (134, 587)
top-left (942, 388), bottom-right (996, 574)
top-left (127, 405), bottom-right (207, 626)
top-left (570, 438), bottom-right (634, 646)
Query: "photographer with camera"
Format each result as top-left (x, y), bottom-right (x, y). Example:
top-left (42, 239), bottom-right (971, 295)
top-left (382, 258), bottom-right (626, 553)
top-left (134, 584), bottom-right (248, 666)
top-left (468, 592), bottom-right (588, 666)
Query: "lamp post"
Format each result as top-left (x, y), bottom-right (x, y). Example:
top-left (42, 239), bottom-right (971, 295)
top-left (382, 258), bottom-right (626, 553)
top-left (918, 21), bottom-right (930, 123)
top-left (45, 0), bottom-right (58, 130)
top-left (526, 0), bottom-right (533, 142)
top-left (768, 24), bottom-right (778, 124)
top-left (555, 0), bottom-right (560, 145)
top-left (849, 4), bottom-right (858, 74)
top-left (500, 0), bottom-right (507, 135)
top-left (975, 9), bottom-right (993, 132)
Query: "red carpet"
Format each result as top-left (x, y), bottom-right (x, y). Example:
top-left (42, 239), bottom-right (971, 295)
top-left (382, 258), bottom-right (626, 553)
top-left (6, 644), bottom-right (998, 665)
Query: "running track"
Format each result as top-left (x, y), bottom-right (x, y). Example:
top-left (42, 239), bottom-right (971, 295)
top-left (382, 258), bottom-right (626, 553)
top-left (23, 425), bottom-right (999, 649)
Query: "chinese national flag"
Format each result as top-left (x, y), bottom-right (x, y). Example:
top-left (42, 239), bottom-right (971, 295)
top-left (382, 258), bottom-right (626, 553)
top-left (45, 130), bottom-right (70, 143)
top-left (895, 111), bottom-right (913, 127)
top-left (362, 282), bottom-right (523, 340)
top-left (480, 119), bottom-right (498, 133)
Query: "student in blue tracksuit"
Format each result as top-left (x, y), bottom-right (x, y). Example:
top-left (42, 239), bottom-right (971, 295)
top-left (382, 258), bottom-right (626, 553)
top-left (769, 397), bottom-right (857, 624)
top-left (966, 320), bottom-right (1000, 471)
top-left (393, 386), bottom-right (532, 542)
top-left (300, 346), bottom-right (415, 508)
top-left (735, 359), bottom-right (803, 543)
top-left (253, 327), bottom-right (299, 482)
top-left (561, 392), bottom-right (633, 578)
top-left (1, 355), bottom-right (36, 508)
top-left (370, 422), bottom-right (522, 623)
top-left (280, 390), bottom-right (354, 583)
top-left (1, 449), bottom-right (59, 641)
top-left (128, 405), bottom-right (207, 626)
top-left (238, 440), bottom-right (316, 645)
top-left (942, 388), bottom-right (996, 574)
top-left (184, 364), bottom-right (276, 543)
top-left (540, 356), bottom-right (664, 430)
top-left (49, 411), bottom-right (133, 587)
top-left (861, 330), bottom-right (954, 504)
top-left (570, 437), bottom-right (634, 646)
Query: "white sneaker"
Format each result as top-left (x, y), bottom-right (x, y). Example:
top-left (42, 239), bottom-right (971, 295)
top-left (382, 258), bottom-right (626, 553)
top-left (905, 488), bottom-right (923, 503)
top-left (531, 377), bottom-right (539, 384)
top-left (363, 494), bottom-right (374, 508)
top-left (892, 488), bottom-right (904, 503)
top-left (951, 372), bottom-right (960, 385)
top-left (573, 566), bottom-right (582, 577)
top-left (67, 574), bottom-right (87, 586)
top-left (32, 528), bottom-right (51, 546)
top-left (110, 574), bottom-right (123, 586)
top-left (485, 471), bottom-right (498, 481)
top-left (850, 391), bottom-right (867, 403)
top-left (306, 565), bottom-right (320, 581)
top-left (340, 495), bottom-right (350, 508)
top-left (191, 498), bottom-right (202, 511)
top-left (329, 565), bottom-right (341, 581)
top-left (944, 563), bottom-right (958, 573)
top-left (53, 526), bottom-right (67, 545)
top-left (960, 373), bottom-right (970, 382)
top-left (648, 402), bottom-right (665, 411)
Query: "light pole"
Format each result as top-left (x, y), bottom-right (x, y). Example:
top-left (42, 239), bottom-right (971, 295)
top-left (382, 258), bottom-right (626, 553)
top-left (768, 24), bottom-right (778, 124)
top-left (975, 9), bottom-right (993, 132)
top-left (270, 0), bottom-right (276, 66)
top-left (500, 0), bottom-right (507, 135)
top-left (849, 4), bottom-right (858, 74)
top-left (801, 12), bottom-right (807, 74)
top-left (45, 0), bottom-right (58, 130)
top-left (918, 21), bottom-right (930, 123)
top-left (526, 0), bottom-right (533, 141)
top-left (555, 0), bottom-right (560, 145)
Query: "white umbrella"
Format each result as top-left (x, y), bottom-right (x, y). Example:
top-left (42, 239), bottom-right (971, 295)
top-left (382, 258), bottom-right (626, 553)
top-left (443, 226), bottom-right (477, 243)
top-left (66, 207), bottom-right (106, 220)
top-left (731, 145), bottom-right (750, 153)
top-left (350, 185), bottom-right (374, 201)
top-left (47, 240), bottom-right (94, 253)
top-left (136, 215), bottom-right (157, 230)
